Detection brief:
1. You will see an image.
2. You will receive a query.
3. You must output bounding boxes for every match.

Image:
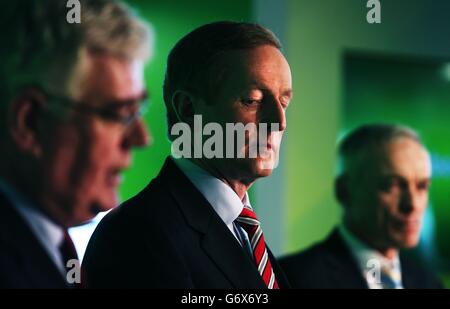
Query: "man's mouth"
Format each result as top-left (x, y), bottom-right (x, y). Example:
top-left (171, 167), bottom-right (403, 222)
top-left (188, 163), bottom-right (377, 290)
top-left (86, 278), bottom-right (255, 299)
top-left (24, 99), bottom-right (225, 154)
top-left (107, 167), bottom-right (126, 187)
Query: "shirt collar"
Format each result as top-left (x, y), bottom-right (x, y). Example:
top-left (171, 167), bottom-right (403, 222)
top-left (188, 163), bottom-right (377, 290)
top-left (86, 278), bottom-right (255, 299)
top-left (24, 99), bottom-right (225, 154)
top-left (173, 157), bottom-right (246, 226)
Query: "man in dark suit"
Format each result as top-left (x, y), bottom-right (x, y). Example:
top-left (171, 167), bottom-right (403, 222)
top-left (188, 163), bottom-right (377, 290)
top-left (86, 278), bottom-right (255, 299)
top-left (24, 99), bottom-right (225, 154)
top-left (83, 21), bottom-right (293, 288)
top-left (0, 0), bottom-right (151, 288)
top-left (280, 124), bottom-right (443, 289)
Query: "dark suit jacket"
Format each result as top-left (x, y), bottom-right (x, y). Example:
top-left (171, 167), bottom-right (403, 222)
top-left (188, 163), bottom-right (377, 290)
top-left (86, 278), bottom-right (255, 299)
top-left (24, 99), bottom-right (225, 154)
top-left (0, 191), bottom-right (67, 288)
top-left (83, 157), bottom-right (289, 288)
top-left (279, 228), bottom-right (443, 289)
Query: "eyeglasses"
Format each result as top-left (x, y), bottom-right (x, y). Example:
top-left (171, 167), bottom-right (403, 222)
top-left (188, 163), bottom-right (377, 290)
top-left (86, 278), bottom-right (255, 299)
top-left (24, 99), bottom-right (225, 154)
top-left (40, 88), bottom-right (149, 127)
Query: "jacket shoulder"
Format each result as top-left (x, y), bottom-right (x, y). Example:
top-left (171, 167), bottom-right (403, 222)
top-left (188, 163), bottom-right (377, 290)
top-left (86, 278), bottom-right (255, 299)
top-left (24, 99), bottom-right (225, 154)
top-left (280, 239), bottom-right (331, 274)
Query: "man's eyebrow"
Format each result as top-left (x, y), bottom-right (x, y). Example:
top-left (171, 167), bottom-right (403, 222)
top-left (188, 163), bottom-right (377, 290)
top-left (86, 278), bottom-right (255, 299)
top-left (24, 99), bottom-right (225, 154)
top-left (247, 83), bottom-right (293, 97)
top-left (379, 174), bottom-right (405, 183)
top-left (381, 174), bottom-right (405, 179)
top-left (418, 178), bottom-right (432, 183)
top-left (282, 89), bottom-right (293, 98)
top-left (381, 174), bottom-right (431, 182)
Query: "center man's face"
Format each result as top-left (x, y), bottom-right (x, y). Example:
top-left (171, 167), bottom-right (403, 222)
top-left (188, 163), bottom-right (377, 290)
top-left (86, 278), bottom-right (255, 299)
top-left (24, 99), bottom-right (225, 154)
top-left (348, 138), bottom-right (431, 250)
top-left (40, 50), bottom-right (149, 226)
top-left (196, 45), bottom-right (292, 182)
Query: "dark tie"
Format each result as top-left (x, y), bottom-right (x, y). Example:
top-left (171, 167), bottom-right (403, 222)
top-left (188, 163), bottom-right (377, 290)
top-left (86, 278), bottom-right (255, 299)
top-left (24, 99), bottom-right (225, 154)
top-left (59, 230), bottom-right (84, 288)
top-left (235, 205), bottom-right (279, 289)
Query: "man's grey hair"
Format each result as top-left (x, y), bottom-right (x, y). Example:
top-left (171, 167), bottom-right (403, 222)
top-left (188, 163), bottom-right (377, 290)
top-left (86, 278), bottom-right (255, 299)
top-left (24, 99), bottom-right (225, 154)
top-left (0, 0), bottom-right (153, 129)
top-left (82, 0), bottom-right (153, 60)
top-left (336, 123), bottom-right (424, 177)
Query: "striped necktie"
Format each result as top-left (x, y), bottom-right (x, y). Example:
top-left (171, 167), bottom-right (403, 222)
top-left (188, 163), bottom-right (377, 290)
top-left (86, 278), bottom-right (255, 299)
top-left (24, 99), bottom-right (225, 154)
top-left (235, 205), bottom-right (279, 289)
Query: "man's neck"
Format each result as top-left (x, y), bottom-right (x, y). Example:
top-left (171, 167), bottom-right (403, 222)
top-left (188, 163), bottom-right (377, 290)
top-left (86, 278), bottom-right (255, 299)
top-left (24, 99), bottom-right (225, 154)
top-left (190, 159), bottom-right (254, 200)
top-left (0, 170), bottom-right (69, 228)
top-left (377, 247), bottom-right (399, 260)
top-left (343, 221), bottom-right (399, 260)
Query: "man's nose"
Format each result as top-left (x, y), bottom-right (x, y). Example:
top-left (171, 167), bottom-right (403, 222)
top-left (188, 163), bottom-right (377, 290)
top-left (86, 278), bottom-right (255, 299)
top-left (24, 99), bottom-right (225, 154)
top-left (399, 186), bottom-right (416, 215)
top-left (264, 98), bottom-right (286, 132)
top-left (123, 118), bottom-right (151, 149)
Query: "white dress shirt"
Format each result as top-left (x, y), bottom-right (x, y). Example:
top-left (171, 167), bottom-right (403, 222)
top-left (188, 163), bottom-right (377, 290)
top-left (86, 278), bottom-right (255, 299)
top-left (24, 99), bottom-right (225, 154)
top-left (0, 178), bottom-right (66, 276)
top-left (173, 157), bottom-right (250, 245)
top-left (339, 224), bottom-right (404, 289)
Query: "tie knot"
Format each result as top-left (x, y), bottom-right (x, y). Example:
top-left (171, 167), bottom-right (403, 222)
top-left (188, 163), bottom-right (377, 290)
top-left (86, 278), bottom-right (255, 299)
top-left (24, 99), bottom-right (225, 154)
top-left (59, 230), bottom-right (79, 266)
top-left (235, 206), bottom-right (260, 235)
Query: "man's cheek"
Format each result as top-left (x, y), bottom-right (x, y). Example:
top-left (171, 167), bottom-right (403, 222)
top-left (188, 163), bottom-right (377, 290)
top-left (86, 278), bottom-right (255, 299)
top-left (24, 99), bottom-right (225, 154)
top-left (378, 193), bottom-right (399, 212)
top-left (272, 132), bottom-right (283, 150)
top-left (418, 194), bottom-right (429, 212)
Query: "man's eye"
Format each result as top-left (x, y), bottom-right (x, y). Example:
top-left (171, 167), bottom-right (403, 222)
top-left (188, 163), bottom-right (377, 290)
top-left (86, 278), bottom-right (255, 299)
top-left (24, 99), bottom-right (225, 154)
top-left (242, 99), bottom-right (262, 106)
top-left (379, 182), bottom-right (393, 192)
top-left (379, 179), bottom-right (398, 192)
top-left (280, 96), bottom-right (291, 109)
top-left (417, 181), bottom-right (430, 191)
top-left (99, 108), bottom-right (130, 121)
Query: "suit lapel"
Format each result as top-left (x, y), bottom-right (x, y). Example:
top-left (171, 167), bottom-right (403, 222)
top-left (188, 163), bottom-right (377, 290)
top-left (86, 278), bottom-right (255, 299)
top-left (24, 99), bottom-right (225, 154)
top-left (159, 158), bottom-right (267, 288)
top-left (202, 220), bottom-right (267, 288)
top-left (324, 229), bottom-right (369, 289)
top-left (267, 247), bottom-right (290, 288)
top-left (400, 254), bottom-right (422, 289)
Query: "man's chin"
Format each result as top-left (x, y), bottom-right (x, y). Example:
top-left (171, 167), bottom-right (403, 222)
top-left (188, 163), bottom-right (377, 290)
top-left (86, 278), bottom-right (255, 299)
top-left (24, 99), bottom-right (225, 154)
top-left (249, 157), bottom-right (275, 178)
top-left (97, 194), bottom-right (119, 212)
top-left (80, 196), bottom-right (117, 223)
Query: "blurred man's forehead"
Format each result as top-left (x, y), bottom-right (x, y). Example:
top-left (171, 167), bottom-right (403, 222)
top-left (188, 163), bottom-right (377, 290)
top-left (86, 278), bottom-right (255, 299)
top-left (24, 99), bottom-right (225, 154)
top-left (67, 49), bottom-right (145, 104)
top-left (384, 139), bottom-right (431, 175)
top-left (344, 137), bottom-right (430, 178)
top-left (367, 138), bottom-right (431, 179)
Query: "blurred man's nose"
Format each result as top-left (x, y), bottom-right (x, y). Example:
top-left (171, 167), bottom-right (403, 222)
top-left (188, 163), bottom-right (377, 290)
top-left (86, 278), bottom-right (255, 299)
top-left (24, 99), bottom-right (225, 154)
top-left (265, 98), bottom-right (286, 132)
top-left (123, 118), bottom-right (151, 149)
top-left (399, 186), bottom-right (416, 215)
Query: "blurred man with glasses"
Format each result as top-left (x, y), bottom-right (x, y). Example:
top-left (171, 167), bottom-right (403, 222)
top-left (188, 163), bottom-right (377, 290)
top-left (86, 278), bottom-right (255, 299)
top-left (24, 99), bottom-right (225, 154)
top-left (0, 0), bottom-right (152, 288)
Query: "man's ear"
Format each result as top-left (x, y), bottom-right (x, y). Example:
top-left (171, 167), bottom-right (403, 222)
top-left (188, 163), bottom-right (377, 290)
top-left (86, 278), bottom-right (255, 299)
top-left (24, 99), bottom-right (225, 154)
top-left (335, 175), bottom-right (350, 207)
top-left (171, 90), bottom-right (195, 125)
top-left (8, 89), bottom-right (46, 158)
